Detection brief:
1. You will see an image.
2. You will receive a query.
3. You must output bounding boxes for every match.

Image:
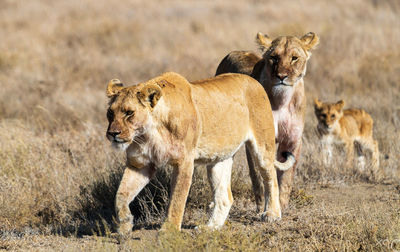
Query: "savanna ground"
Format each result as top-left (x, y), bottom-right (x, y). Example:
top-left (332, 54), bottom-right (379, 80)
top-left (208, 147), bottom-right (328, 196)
top-left (0, 0), bottom-right (399, 251)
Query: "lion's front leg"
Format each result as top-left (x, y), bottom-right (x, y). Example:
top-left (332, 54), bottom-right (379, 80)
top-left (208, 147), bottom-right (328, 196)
top-left (162, 158), bottom-right (194, 231)
top-left (321, 137), bottom-right (333, 166)
top-left (115, 165), bottom-right (155, 235)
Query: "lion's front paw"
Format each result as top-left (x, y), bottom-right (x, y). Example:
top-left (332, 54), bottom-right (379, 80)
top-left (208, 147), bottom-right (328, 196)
top-left (261, 210), bottom-right (281, 223)
top-left (117, 222), bottom-right (133, 237)
top-left (111, 232), bottom-right (130, 244)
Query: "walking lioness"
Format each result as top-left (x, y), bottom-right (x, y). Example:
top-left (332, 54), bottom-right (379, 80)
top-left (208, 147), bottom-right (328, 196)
top-left (216, 32), bottom-right (319, 210)
top-left (106, 72), bottom-right (295, 234)
top-left (314, 99), bottom-right (381, 179)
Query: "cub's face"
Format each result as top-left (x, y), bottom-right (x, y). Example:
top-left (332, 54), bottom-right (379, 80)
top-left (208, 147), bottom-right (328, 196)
top-left (314, 99), bottom-right (345, 131)
top-left (105, 80), bottom-right (162, 150)
top-left (256, 32), bottom-right (319, 88)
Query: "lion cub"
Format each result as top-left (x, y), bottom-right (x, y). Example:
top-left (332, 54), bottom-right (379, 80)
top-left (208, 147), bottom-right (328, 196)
top-left (314, 99), bottom-right (380, 178)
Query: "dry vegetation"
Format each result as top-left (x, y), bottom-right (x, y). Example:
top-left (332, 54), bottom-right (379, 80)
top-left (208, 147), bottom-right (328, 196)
top-left (0, 0), bottom-right (399, 251)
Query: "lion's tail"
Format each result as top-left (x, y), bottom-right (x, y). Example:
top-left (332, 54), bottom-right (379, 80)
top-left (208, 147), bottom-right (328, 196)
top-left (274, 152), bottom-right (296, 171)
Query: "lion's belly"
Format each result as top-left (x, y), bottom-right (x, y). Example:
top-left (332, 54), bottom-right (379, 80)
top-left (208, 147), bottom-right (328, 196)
top-left (194, 138), bottom-right (245, 165)
top-left (193, 93), bottom-right (250, 165)
top-left (194, 122), bottom-right (249, 165)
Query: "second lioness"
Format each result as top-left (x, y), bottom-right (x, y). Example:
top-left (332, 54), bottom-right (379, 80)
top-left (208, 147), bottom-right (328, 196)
top-left (106, 72), bottom-right (295, 234)
top-left (216, 32), bottom-right (319, 210)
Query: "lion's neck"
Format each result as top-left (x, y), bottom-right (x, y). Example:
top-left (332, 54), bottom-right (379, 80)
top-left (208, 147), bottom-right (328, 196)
top-left (127, 124), bottom-right (174, 168)
top-left (263, 79), bottom-right (305, 112)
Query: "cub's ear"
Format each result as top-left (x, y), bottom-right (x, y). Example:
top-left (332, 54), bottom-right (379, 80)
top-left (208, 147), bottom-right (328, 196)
top-left (336, 100), bottom-right (345, 110)
top-left (106, 79), bottom-right (124, 97)
top-left (314, 98), bottom-right (322, 109)
top-left (255, 32), bottom-right (272, 52)
top-left (300, 32), bottom-right (319, 51)
top-left (137, 84), bottom-right (162, 110)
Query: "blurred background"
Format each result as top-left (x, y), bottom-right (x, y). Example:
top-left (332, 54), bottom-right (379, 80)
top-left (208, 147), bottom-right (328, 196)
top-left (0, 0), bottom-right (399, 243)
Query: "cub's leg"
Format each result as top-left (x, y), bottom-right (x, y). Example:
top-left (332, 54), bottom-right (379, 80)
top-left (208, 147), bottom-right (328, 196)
top-left (345, 141), bottom-right (355, 168)
top-left (162, 158), bottom-right (194, 231)
top-left (361, 138), bottom-right (381, 180)
top-left (246, 141), bottom-right (281, 222)
top-left (321, 136), bottom-right (333, 166)
top-left (371, 140), bottom-right (380, 177)
top-left (206, 158), bottom-right (234, 229)
top-left (354, 141), bottom-right (366, 171)
top-left (115, 165), bottom-right (156, 235)
top-left (246, 146), bottom-right (264, 213)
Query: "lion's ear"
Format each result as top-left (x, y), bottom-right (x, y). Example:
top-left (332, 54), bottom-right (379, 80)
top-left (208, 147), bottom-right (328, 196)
top-left (137, 84), bottom-right (162, 110)
top-left (107, 79), bottom-right (124, 97)
top-left (314, 98), bottom-right (322, 109)
top-left (300, 32), bottom-right (319, 51)
top-left (255, 32), bottom-right (272, 51)
top-left (335, 100), bottom-right (345, 110)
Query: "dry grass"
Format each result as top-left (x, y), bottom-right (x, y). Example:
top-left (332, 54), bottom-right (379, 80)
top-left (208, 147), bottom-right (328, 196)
top-left (0, 0), bottom-right (399, 250)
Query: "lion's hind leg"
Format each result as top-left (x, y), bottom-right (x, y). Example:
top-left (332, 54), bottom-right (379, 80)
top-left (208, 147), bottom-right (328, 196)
top-left (206, 158), bottom-right (234, 229)
top-left (354, 140), bottom-right (366, 171)
top-left (245, 140), bottom-right (281, 222)
top-left (370, 140), bottom-right (380, 175)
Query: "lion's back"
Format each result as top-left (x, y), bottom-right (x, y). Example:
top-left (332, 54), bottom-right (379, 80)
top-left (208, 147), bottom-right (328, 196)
top-left (215, 51), bottom-right (261, 76)
top-left (191, 73), bottom-right (268, 106)
top-left (343, 109), bottom-right (374, 137)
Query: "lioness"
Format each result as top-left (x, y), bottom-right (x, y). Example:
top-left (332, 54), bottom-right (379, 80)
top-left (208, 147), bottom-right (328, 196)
top-left (216, 32), bottom-right (319, 210)
top-left (106, 72), bottom-right (295, 234)
top-left (314, 99), bottom-right (380, 178)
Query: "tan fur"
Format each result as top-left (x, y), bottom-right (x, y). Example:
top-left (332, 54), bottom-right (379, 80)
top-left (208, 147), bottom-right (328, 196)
top-left (314, 99), bottom-right (381, 179)
top-left (215, 32), bottom-right (319, 211)
top-left (215, 51), bottom-right (260, 76)
top-left (106, 72), bottom-right (295, 234)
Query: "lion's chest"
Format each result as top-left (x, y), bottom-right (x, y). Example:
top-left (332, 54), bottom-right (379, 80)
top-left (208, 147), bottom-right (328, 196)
top-left (126, 145), bottom-right (152, 168)
top-left (273, 108), bottom-right (303, 147)
top-left (320, 134), bottom-right (347, 150)
top-left (125, 131), bottom-right (179, 168)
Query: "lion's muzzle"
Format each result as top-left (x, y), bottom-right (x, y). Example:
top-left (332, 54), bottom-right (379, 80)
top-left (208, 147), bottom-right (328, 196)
top-left (106, 130), bottom-right (126, 143)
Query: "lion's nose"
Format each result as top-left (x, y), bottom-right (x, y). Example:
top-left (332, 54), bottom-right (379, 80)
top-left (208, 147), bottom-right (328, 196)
top-left (107, 131), bottom-right (121, 138)
top-left (277, 73), bottom-right (288, 81)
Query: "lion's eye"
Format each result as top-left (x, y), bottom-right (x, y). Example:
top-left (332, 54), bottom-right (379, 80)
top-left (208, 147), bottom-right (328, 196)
top-left (125, 110), bottom-right (134, 117)
top-left (270, 55), bottom-right (279, 62)
top-left (321, 114), bottom-right (326, 119)
top-left (331, 114), bottom-right (335, 119)
top-left (292, 56), bottom-right (298, 61)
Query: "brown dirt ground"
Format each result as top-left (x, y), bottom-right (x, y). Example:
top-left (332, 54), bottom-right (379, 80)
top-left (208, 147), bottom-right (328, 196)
top-left (2, 183), bottom-right (399, 251)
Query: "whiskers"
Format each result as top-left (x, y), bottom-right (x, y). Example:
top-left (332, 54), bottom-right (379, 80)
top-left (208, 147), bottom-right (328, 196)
top-left (133, 135), bottom-right (146, 145)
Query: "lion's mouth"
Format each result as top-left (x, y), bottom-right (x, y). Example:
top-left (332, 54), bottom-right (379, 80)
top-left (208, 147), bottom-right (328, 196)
top-left (108, 135), bottom-right (129, 144)
top-left (318, 124), bottom-right (333, 132)
top-left (273, 81), bottom-right (293, 87)
top-left (114, 139), bottom-right (128, 143)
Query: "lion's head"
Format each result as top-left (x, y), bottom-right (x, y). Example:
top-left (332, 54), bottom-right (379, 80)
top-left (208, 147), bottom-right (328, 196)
top-left (105, 79), bottom-right (162, 150)
top-left (256, 32), bottom-right (319, 89)
top-left (314, 99), bottom-right (344, 132)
